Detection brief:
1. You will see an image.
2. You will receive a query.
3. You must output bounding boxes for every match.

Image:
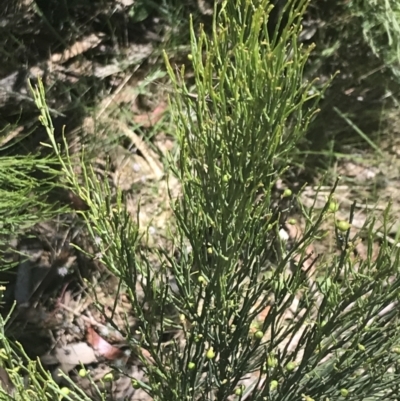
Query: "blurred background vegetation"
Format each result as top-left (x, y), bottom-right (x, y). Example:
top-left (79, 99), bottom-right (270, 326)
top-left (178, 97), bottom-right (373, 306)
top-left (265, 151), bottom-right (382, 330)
top-left (1, 0), bottom-right (400, 176)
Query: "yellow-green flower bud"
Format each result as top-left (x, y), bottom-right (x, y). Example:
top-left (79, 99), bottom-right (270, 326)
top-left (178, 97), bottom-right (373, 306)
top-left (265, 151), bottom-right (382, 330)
top-left (103, 372), bottom-right (114, 382)
top-left (270, 380), bottom-right (278, 390)
top-left (188, 362), bottom-right (196, 370)
top-left (286, 361), bottom-right (296, 371)
top-left (340, 388), bottom-right (349, 397)
top-left (254, 330), bottom-right (264, 340)
top-left (282, 189), bottom-right (292, 198)
top-left (194, 334), bottom-right (203, 343)
top-left (328, 200), bottom-right (339, 213)
top-left (234, 386), bottom-right (244, 396)
top-left (60, 387), bottom-right (70, 396)
top-left (206, 347), bottom-right (215, 359)
top-left (336, 220), bottom-right (351, 232)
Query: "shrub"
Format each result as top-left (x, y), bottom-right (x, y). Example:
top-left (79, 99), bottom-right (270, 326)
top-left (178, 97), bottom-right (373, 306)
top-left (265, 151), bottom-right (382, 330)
top-left (1, 1), bottom-right (400, 400)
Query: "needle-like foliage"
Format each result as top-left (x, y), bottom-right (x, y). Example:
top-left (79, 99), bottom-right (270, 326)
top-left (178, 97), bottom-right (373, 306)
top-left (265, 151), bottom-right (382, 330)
top-left (2, 1), bottom-right (400, 401)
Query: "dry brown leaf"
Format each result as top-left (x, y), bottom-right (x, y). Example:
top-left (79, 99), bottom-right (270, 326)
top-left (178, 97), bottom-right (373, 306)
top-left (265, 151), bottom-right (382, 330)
top-left (133, 102), bottom-right (167, 128)
top-left (86, 326), bottom-right (125, 361)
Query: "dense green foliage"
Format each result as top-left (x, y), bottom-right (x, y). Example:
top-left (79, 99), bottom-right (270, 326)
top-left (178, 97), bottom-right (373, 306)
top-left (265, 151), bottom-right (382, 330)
top-left (1, 0), bottom-right (400, 400)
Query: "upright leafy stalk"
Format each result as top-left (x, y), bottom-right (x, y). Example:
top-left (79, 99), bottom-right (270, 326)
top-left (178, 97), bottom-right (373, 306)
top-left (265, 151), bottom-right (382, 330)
top-left (159, 0), bottom-right (325, 399)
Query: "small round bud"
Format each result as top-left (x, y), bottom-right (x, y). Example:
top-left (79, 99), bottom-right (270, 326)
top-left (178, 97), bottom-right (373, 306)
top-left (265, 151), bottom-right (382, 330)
top-left (286, 361), bottom-right (296, 371)
top-left (194, 334), bottom-right (203, 342)
top-left (207, 247), bottom-right (213, 254)
top-left (254, 330), bottom-right (264, 340)
top-left (103, 372), bottom-right (114, 382)
top-left (78, 368), bottom-right (88, 377)
top-left (234, 385), bottom-right (245, 396)
top-left (188, 362), bottom-right (196, 370)
top-left (282, 188), bottom-right (292, 198)
top-left (187, 54), bottom-right (193, 60)
top-left (336, 220), bottom-right (351, 232)
top-left (60, 387), bottom-right (70, 396)
top-left (270, 380), bottom-right (278, 390)
top-left (328, 200), bottom-right (339, 213)
top-left (206, 347), bottom-right (215, 359)
top-left (222, 174), bottom-right (229, 182)
top-left (340, 388), bottom-right (349, 397)
top-left (198, 275), bottom-right (206, 284)
top-left (288, 218), bottom-right (296, 225)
